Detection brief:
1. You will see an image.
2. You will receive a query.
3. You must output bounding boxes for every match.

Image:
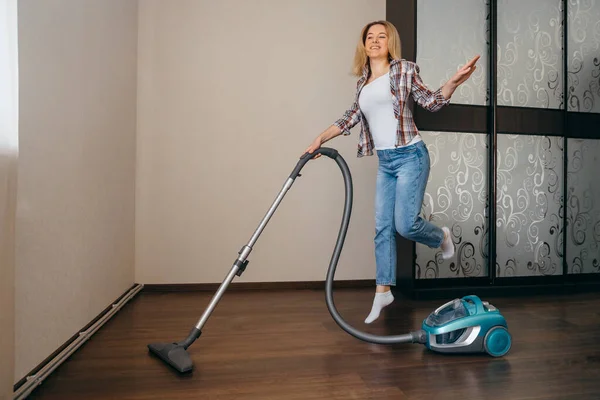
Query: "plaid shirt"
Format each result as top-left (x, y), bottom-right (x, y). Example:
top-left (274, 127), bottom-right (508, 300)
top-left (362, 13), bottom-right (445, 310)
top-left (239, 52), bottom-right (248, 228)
top-left (333, 59), bottom-right (450, 157)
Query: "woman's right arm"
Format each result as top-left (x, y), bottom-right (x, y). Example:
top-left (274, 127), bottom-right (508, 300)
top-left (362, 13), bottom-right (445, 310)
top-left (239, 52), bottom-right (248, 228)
top-left (307, 125), bottom-right (341, 150)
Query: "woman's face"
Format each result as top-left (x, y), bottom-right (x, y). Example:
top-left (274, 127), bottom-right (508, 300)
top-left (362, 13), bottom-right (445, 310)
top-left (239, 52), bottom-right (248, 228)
top-left (364, 24), bottom-right (389, 59)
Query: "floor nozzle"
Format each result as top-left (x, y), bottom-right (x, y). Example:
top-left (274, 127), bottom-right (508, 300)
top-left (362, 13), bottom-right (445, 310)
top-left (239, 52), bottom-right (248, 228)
top-left (147, 342), bottom-right (194, 373)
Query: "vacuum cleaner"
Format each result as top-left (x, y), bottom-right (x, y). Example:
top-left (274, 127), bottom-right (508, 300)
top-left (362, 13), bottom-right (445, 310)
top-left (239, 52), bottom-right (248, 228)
top-left (147, 147), bottom-right (512, 373)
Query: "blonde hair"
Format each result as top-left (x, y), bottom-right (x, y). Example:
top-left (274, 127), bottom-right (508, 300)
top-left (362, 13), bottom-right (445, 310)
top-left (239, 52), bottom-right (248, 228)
top-left (352, 20), bottom-right (402, 77)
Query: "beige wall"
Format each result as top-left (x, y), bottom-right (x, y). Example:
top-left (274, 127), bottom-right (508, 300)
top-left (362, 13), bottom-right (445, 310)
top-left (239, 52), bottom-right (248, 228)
top-left (1, 0), bottom-right (18, 396)
top-left (0, 153), bottom-right (17, 397)
top-left (135, 0), bottom-right (386, 284)
top-left (15, 0), bottom-right (138, 381)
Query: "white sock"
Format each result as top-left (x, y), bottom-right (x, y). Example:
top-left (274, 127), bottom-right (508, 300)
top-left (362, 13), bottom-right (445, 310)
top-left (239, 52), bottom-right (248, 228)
top-left (441, 226), bottom-right (455, 260)
top-left (364, 290), bottom-right (394, 324)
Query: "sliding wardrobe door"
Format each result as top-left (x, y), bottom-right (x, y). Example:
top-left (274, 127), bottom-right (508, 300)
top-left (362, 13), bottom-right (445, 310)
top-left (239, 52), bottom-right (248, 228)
top-left (388, 0), bottom-right (600, 296)
top-left (495, 134), bottom-right (565, 276)
top-left (494, 0), bottom-right (566, 277)
top-left (415, 131), bottom-right (489, 278)
top-left (497, 0), bottom-right (564, 109)
top-left (566, 0), bottom-right (600, 275)
top-left (416, 0), bottom-right (490, 106)
top-left (566, 139), bottom-right (600, 274)
top-left (414, 0), bottom-right (490, 279)
top-left (567, 0), bottom-right (600, 115)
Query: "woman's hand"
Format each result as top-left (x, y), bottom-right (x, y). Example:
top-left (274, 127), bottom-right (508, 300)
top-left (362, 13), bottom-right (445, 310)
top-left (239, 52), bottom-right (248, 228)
top-left (303, 136), bottom-right (323, 159)
top-left (452, 55), bottom-right (480, 86)
top-left (442, 55), bottom-right (480, 99)
top-left (302, 125), bottom-right (342, 159)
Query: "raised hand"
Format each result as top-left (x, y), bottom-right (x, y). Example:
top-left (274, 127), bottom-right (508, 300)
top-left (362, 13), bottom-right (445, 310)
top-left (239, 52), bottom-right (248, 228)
top-left (450, 55), bottom-right (480, 87)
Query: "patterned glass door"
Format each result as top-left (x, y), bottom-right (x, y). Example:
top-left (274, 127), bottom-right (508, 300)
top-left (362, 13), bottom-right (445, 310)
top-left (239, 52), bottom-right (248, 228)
top-left (407, 0), bottom-right (600, 282)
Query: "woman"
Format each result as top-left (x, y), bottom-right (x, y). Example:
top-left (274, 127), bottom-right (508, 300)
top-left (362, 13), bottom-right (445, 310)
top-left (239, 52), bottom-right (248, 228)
top-left (305, 20), bottom-right (479, 324)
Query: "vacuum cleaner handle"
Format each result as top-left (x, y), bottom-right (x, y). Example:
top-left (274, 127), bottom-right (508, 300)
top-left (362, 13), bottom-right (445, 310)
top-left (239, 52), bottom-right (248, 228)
top-left (290, 147), bottom-right (339, 179)
top-left (302, 147), bottom-right (339, 159)
top-left (462, 295), bottom-right (486, 314)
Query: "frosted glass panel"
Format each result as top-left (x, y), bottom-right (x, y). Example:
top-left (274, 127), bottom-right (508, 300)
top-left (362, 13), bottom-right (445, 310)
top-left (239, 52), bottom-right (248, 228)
top-left (497, 0), bottom-right (564, 109)
top-left (496, 135), bottom-right (564, 277)
top-left (568, 0), bottom-right (600, 113)
top-left (416, 132), bottom-right (489, 279)
top-left (416, 0), bottom-right (489, 106)
top-left (567, 139), bottom-right (600, 273)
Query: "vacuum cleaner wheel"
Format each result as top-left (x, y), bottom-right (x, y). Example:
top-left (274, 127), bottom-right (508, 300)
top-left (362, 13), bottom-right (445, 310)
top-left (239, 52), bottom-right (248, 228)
top-left (483, 326), bottom-right (512, 357)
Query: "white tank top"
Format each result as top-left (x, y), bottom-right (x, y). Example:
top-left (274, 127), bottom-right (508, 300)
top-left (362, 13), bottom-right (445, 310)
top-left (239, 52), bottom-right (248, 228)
top-left (358, 71), bottom-right (421, 150)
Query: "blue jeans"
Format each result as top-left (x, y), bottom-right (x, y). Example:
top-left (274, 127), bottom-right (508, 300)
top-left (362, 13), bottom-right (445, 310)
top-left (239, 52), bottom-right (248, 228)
top-left (374, 140), bottom-right (444, 286)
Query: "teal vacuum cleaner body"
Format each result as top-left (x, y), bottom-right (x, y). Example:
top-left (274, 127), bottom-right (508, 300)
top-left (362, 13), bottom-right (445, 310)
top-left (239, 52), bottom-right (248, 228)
top-left (421, 295), bottom-right (511, 357)
top-left (147, 148), bottom-right (511, 373)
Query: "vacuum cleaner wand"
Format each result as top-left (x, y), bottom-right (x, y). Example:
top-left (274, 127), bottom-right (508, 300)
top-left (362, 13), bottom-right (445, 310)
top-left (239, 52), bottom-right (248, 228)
top-left (148, 147), bottom-right (343, 372)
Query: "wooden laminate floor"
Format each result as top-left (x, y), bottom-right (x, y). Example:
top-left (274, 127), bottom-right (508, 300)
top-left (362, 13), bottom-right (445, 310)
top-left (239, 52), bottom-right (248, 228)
top-left (27, 288), bottom-right (600, 399)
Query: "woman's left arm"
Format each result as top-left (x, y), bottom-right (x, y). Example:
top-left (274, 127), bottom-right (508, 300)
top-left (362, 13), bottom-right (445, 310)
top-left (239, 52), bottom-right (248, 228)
top-left (411, 55), bottom-right (480, 112)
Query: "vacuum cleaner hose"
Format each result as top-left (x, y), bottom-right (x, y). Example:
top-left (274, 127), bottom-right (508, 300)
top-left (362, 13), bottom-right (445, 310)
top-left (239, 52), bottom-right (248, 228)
top-left (147, 146), bottom-right (426, 375)
top-left (298, 147), bottom-right (425, 345)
